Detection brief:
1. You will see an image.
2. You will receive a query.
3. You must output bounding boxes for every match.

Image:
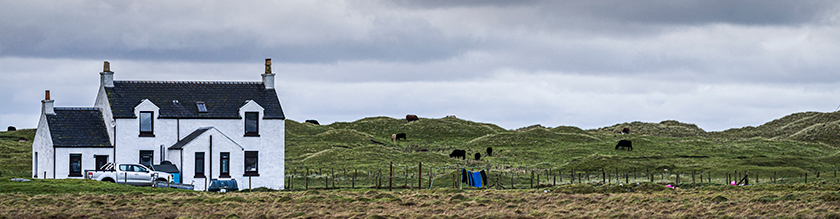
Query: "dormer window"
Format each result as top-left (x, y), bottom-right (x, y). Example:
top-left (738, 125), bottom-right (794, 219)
top-left (139, 111), bottom-right (155, 137)
top-left (244, 112), bottom-right (259, 136)
top-left (196, 102), bottom-right (207, 113)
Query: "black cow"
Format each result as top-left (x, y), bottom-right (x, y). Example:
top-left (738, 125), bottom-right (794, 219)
top-left (486, 147), bottom-right (493, 157)
top-left (305, 120), bottom-right (320, 125)
top-left (621, 127), bottom-right (630, 134)
top-left (406, 115), bottom-right (419, 122)
top-left (7, 126), bottom-right (15, 131)
top-left (615, 140), bottom-right (633, 151)
top-left (475, 153), bottom-right (481, 161)
top-left (449, 150), bottom-right (466, 159)
top-left (395, 133), bottom-right (407, 141)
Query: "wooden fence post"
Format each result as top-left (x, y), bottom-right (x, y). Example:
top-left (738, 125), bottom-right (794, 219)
top-left (602, 169), bottom-right (606, 184)
top-left (389, 162), bottom-right (393, 191)
top-left (418, 162), bottom-right (422, 190)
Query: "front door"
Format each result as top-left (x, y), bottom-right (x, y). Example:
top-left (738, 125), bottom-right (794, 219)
top-left (95, 155), bottom-right (108, 171)
top-left (139, 150), bottom-right (154, 168)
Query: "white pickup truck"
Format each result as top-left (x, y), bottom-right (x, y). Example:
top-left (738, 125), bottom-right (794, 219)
top-left (85, 163), bottom-right (171, 186)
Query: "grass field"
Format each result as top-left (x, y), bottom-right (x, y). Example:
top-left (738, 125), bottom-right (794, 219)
top-left (3, 112), bottom-right (840, 217)
top-left (283, 112), bottom-right (840, 189)
top-left (2, 178), bottom-right (840, 218)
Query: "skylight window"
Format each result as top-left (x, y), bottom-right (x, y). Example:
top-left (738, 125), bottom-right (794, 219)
top-left (196, 102), bottom-right (207, 113)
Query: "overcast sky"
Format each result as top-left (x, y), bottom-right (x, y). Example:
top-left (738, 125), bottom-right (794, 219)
top-left (2, 0), bottom-right (840, 131)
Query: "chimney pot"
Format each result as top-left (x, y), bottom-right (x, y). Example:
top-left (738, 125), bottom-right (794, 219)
top-left (265, 58), bottom-right (272, 74)
top-left (104, 61), bottom-right (110, 72)
top-left (45, 90), bottom-right (50, 100)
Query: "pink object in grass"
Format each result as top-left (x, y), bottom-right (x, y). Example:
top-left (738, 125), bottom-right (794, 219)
top-left (666, 185), bottom-right (674, 189)
top-left (731, 181), bottom-right (737, 185)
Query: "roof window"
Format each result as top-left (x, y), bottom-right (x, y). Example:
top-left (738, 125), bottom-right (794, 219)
top-left (196, 102), bottom-right (207, 113)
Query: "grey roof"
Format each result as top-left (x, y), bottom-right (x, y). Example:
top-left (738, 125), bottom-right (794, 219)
top-left (46, 108), bottom-right (112, 147)
top-left (169, 127), bottom-right (211, 150)
top-left (152, 161), bottom-right (180, 173)
top-left (105, 81), bottom-right (285, 119)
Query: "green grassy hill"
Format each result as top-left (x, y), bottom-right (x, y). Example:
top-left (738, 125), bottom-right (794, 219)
top-left (0, 129), bottom-right (35, 177)
top-left (3, 112), bottom-right (840, 182)
top-left (286, 113), bottom-right (840, 179)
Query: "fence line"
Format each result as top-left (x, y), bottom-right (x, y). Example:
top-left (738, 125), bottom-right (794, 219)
top-left (283, 163), bottom-right (840, 191)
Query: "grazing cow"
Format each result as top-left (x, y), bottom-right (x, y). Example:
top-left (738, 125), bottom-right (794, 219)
top-left (475, 153), bottom-right (481, 161)
top-left (406, 115), bottom-right (419, 122)
top-left (449, 150), bottom-right (466, 159)
top-left (395, 133), bottom-right (407, 141)
top-left (486, 147), bottom-right (493, 157)
top-left (7, 126), bottom-right (15, 131)
top-left (305, 120), bottom-right (320, 125)
top-left (391, 134), bottom-right (396, 142)
top-left (615, 140), bottom-right (633, 151)
top-left (621, 128), bottom-right (630, 135)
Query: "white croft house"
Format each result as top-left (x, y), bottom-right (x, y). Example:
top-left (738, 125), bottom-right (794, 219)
top-left (32, 59), bottom-right (286, 191)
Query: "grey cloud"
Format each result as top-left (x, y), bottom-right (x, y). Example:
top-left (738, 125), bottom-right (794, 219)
top-left (396, 0), bottom-right (837, 26)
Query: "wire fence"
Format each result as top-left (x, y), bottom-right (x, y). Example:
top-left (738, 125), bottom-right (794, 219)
top-left (284, 163), bottom-right (840, 191)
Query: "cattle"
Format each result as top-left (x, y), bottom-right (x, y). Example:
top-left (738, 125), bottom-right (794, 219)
top-left (621, 128), bottom-right (630, 134)
top-left (475, 153), bottom-right (481, 161)
top-left (486, 147), bottom-right (493, 157)
top-left (7, 126), bottom-right (15, 131)
top-left (449, 150), bottom-right (466, 159)
top-left (406, 115), bottom-right (419, 123)
top-left (615, 140), bottom-right (633, 151)
top-left (394, 133), bottom-right (407, 141)
top-left (305, 120), bottom-right (320, 125)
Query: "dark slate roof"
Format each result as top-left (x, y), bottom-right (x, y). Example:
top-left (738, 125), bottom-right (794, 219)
top-left (152, 161), bottom-right (180, 173)
top-left (106, 81), bottom-right (285, 119)
top-left (169, 127), bottom-right (211, 150)
top-left (46, 108), bottom-right (112, 147)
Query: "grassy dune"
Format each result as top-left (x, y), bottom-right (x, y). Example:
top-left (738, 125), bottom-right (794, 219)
top-left (286, 112), bottom-right (840, 188)
top-left (3, 112), bottom-right (840, 217)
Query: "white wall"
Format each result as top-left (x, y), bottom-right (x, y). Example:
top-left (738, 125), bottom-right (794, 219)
top-left (31, 113), bottom-right (53, 179)
top-left (53, 148), bottom-right (113, 179)
top-left (111, 100), bottom-right (285, 190)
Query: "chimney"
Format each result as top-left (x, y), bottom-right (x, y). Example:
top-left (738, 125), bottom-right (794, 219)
top-left (42, 90), bottom-right (55, 115)
top-left (100, 60), bottom-right (114, 88)
top-left (262, 58), bottom-right (275, 90)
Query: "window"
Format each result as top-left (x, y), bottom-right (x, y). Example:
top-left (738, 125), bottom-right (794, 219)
top-left (195, 152), bottom-right (205, 178)
top-left (220, 152), bottom-right (230, 178)
top-left (139, 150), bottom-right (153, 167)
top-left (244, 151), bottom-right (259, 176)
top-left (95, 155), bottom-right (108, 171)
top-left (139, 111), bottom-right (154, 137)
top-left (196, 102), bottom-right (207, 113)
top-left (244, 112), bottom-right (259, 136)
top-left (133, 165), bottom-right (148, 172)
top-left (69, 154), bottom-right (82, 177)
top-left (120, 164), bottom-right (130, 171)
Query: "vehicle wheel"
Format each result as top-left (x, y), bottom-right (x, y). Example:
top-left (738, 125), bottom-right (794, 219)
top-left (103, 178), bottom-right (115, 183)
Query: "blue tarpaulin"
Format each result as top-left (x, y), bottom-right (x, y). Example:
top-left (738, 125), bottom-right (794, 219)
top-left (471, 171), bottom-right (482, 188)
top-left (464, 168), bottom-right (483, 188)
